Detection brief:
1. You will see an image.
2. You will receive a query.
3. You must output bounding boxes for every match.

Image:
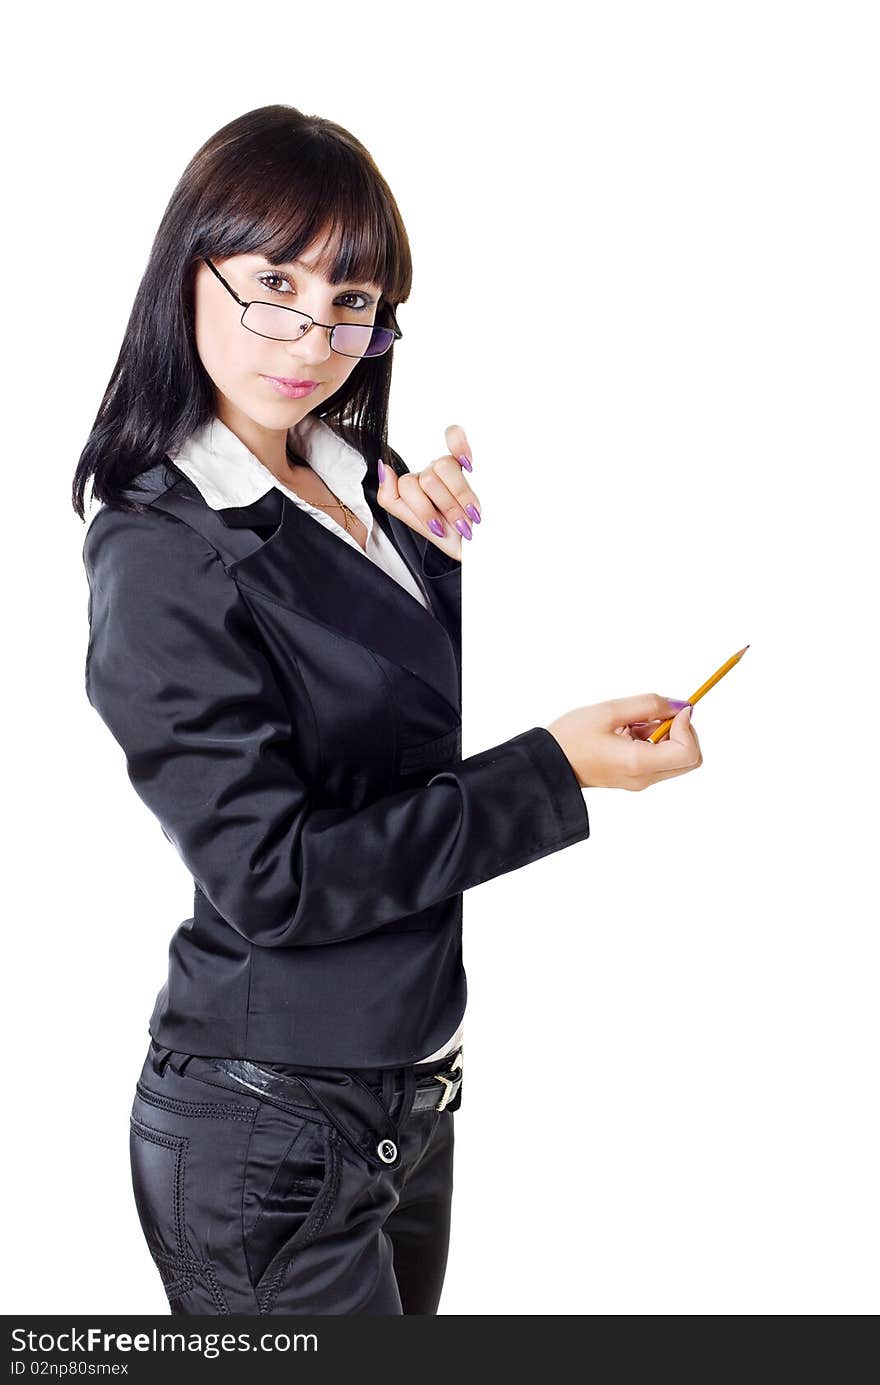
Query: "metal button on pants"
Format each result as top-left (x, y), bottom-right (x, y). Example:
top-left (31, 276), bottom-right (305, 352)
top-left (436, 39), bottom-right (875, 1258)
top-left (129, 1040), bottom-right (458, 1315)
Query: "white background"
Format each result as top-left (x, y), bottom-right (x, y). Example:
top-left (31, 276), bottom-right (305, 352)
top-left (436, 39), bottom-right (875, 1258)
top-left (4, 0), bottom-right (877, 1315)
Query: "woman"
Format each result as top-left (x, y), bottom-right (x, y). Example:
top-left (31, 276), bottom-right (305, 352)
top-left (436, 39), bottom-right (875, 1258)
top-left (74, 105), bottom-right (701, 1317)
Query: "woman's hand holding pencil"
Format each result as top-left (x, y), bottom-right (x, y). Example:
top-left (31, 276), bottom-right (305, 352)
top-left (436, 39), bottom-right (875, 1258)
top-left (545, 647), bottom-right (747, 791)
top-left (545, 695), bottom-right (701, 791)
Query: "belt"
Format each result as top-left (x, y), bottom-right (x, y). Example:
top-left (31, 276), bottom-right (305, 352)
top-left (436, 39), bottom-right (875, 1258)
top-left (407, 1050), bottom-right (464, 1112)
top-left (205, 1047), bottom-right (463, 1172)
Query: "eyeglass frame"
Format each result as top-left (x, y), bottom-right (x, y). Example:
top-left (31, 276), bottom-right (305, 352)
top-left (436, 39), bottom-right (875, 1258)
top-left (201, 256), bottom-right (402, 359)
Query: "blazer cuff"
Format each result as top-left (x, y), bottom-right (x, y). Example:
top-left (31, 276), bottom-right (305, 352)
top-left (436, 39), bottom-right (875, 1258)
top-left (427, 723), bottom-right (590, 889)
top-left (517, 725), bottom-right (590, 843)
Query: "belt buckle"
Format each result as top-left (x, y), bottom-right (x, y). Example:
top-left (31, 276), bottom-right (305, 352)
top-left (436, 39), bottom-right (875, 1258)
top-left (433, 1049), bottom-right (463, 1111)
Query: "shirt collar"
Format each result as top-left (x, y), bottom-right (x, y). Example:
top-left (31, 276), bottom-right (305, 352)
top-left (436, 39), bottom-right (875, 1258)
top-left (167, 413), bottom-right (369, 515)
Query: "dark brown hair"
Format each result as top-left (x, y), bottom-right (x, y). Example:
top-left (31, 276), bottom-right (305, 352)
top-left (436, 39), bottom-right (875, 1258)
top-left (72, 104), bottom-right (413, 519)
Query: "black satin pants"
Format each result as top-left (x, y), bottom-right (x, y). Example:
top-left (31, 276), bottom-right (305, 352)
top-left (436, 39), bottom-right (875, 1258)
top-left (129, 1039), bottom-right (458, 1315)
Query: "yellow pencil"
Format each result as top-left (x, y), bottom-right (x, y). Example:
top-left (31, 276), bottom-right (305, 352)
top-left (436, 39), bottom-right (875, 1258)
top-left (646, 644), bottom-right (750, 744)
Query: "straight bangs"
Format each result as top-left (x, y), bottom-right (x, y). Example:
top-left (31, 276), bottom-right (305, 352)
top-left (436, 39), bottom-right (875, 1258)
top-left (193, 125), bottom-right (411, 305)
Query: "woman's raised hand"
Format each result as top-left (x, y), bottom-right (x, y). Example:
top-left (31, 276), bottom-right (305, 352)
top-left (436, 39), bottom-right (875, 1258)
top-left (377, 424), bottom-right (481, 561)
top-left (545, 694), bottom-right (703, 791)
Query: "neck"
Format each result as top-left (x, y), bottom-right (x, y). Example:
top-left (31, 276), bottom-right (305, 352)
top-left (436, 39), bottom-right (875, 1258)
top-left (284, 450), bottom-right (318, 489)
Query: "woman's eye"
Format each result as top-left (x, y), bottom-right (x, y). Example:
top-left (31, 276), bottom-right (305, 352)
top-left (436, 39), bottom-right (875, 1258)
top-left (338, 292), bottom-right (371, 313)
top-left (256, 274), bottom-right (371, 313)
top-left (257, 272), bottom-right (292, 296)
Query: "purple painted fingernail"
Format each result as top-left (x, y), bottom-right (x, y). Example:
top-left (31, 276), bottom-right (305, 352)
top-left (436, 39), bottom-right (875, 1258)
top-left (667, 698), bottom-right (690, 710)
top-left (455, 518), bottom-right (473, 539)
top-left (457, 454), bottom-right (473, 472)
top-left (428, 518), bottom-right (446, 537)
top-left (465, 504), bottom-right (481, 523)
top-left (377, 459), bottom-right (385, 482)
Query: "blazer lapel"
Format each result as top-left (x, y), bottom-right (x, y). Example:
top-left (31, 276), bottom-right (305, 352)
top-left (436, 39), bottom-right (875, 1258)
top-left (361, 457), bottom-right (462, 666)
top-left (237, 496), bottom-right (460, 711)
top-left (150, 468), bottom-right (460, 713)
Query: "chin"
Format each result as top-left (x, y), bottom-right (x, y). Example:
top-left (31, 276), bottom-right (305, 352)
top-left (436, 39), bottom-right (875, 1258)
top-left (251, 389), bottom-right (312, 418)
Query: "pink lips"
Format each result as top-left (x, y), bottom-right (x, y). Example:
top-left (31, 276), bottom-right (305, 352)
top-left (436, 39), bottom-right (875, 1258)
top-left (262, 375), bottom-right (321, 399)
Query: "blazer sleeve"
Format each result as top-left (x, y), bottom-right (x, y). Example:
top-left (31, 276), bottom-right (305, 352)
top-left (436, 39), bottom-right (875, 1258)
top-left (83, 504), bottom-right (590, 949)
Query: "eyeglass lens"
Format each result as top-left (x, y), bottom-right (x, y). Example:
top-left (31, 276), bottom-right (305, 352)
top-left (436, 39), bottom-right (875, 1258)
top-left (242, 302), bottom-right (395, 358)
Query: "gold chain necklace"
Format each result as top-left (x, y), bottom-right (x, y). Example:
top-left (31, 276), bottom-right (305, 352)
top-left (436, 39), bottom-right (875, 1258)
top-left (285, 446), bottom-right (358, 535)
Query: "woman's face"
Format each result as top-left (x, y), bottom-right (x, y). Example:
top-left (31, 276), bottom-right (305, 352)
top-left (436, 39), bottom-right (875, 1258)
top-left (192, 244), bottom-right (384, 440)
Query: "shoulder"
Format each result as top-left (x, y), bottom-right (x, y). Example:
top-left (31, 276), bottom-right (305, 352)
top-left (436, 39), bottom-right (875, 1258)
top-left (119, 459), bottom-right (182, 504)
top-left (83, 492), bottom-right (250, 665)
top-left (82, 486), bottom-right (226, 593)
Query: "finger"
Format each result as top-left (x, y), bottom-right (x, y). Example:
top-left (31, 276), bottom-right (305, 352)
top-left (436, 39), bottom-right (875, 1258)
top-left (664, 704), bottom-right (699, 749)
top-left (631, 705), bottom-right (700, 775)
top-left (615, 722), bottom-right (666, 740)
top-left (408, 458), bottom-right (482, 540)
top-left (642, 704), bottom-right (695, 744)
top-left (377, 453), bottom-right (465, 556)
top-left (600, 693), bottom-right (691, 730)
top-left (398, 471), bottom-right (473, 547)
top-left (377, 456), bottom-right (401, 503)
top-left (445, 423), bottom-right (473, 472)
top-left (685, 717), bottom-right (701, 760)
top-left (628, 720), bottom-right (663, 741)
top-left (381, 468), bottom-right (462, 559)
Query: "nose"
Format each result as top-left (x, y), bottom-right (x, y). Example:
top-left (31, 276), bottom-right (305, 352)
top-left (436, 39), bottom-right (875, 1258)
top-left (284, 319), bottom-right (334, 367)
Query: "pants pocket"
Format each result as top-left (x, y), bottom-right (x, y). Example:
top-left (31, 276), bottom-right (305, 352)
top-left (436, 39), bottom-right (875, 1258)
top-left (129, 1110), bottom-right (231, 1313)
top-left (243, 1104), bottom-right (340, 1313)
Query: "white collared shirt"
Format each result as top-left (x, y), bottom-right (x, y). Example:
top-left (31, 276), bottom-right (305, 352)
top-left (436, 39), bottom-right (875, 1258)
top-left (169, 413), bottom-right (430, 609)
top-left (169, 413), bottom-right (464, 1068)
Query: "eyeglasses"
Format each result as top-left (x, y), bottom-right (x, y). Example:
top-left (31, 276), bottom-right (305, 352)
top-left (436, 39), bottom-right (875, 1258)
top-left (202, 257), bottom-right (402, 359)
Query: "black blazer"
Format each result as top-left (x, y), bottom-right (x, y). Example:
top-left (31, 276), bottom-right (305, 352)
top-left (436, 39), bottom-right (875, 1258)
top-left (82, 443), bottom-right (590, 1071)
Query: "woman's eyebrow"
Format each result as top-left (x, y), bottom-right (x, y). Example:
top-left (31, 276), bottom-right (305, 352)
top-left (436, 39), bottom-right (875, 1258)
top-left (262, 256), bottom-right (378, 290)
